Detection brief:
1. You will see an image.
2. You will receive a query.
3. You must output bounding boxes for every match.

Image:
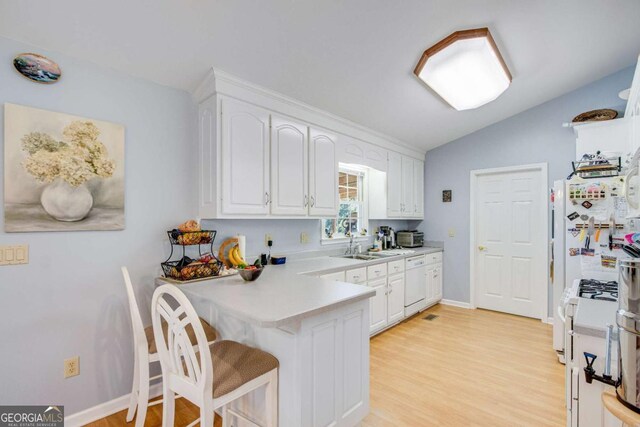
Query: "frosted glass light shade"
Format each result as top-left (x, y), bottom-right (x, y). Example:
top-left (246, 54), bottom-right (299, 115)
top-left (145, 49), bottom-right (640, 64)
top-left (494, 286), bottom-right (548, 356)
top-left (414, 28), bottom-right (511, 111)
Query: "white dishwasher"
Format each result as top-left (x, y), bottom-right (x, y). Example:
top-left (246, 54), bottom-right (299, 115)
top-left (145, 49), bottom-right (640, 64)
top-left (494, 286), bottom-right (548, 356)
top-left (405, 254), bottom-right (427, 317)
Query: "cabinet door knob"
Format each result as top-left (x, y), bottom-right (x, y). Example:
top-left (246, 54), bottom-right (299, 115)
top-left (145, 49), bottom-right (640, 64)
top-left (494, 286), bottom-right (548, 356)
top-left (310, 196), bottom-right (315, 207)
top-left (478, 245), bottom-right (487, 251)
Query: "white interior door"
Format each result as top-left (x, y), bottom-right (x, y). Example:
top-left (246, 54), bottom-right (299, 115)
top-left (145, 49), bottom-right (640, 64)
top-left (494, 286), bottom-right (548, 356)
top-left (270, 116), bottom-right (308, 215)
top-left (473, 166), bottom-right (546, 319)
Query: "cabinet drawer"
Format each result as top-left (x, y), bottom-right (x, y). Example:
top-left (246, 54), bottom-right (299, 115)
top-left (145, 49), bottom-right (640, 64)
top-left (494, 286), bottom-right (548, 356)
top-left (320, 271), bottom-right (346, 282)
top-left (367, 263), bottom-right (387, 280)
top-left (426, 252), bottom-right (442, 265)
top-left (346, 267), bottom-right (367, 284)
top-left (388, 259), bottom-right (404, 275)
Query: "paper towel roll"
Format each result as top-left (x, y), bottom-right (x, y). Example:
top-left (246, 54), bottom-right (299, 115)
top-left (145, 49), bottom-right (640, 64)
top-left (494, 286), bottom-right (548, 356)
top-left (237, 234), bottom-right (246, 260)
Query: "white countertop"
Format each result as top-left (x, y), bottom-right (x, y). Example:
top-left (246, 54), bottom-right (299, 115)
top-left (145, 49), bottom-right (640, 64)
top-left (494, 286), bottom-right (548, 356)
top-left (155, 246), bottom-right (443, 328)
top-left (574, 298), bottom-right (618, 338)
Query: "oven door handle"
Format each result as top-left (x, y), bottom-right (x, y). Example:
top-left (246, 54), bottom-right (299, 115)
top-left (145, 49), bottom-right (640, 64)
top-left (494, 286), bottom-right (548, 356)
top-left (557, 305), bottom-right (566, 324)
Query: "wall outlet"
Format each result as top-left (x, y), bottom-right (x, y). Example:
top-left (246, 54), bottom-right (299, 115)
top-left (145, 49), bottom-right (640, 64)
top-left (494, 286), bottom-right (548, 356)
top-left (448, 228), bottom-right (456, 237)
top-left (300, 232), bottom-right (309, 244)
top-left (64, 356), bottom-right (80, 378)
top-left (265, 234), bottom-right (273, 247)
top-left (0, 245), bottom-right (29, 266)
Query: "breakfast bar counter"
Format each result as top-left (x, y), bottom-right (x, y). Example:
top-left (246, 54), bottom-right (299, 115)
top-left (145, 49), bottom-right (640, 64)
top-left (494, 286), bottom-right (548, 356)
top-left (156, 264), bottom-right (374, 427)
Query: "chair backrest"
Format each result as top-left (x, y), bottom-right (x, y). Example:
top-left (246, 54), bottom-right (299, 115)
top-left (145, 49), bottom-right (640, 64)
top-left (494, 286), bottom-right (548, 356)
top-left (121, 267), bottom-right (148, 353)
top-left (151, 285), bottom-right (213, 399)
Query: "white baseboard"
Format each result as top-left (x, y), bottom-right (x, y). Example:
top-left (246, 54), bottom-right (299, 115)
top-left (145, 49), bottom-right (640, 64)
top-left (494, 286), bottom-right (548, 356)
top-left (440, 299), bottom-right (472, 309)
top-left (65, 383), bottom-right (162, 427)
top-left (544, 317), bottom-right (554, 325)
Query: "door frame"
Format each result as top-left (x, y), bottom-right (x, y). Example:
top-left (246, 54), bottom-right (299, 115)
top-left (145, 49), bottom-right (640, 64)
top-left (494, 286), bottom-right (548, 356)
top-left (469, 162), bottom-right (549, 321)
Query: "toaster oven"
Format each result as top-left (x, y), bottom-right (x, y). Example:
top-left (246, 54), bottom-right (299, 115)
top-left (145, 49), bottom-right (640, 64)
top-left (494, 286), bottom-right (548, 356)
top-left (397, 231), bottom-right (424, 248)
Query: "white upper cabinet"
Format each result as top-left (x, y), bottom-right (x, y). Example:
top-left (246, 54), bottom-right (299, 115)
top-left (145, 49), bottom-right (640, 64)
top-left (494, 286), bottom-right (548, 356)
top-left (372, 152), bottom-right (424, 220)
top-left (220, 97), bottom-right (271, 215)
top-left (309, 129), bottom-right (338, 216)
top-left (387, 151), bottom-right (403, 217)
top-left (401, 155), bottom-right (414, 217)
top-left (270, 116), bottom-right (309, 215)
top-left (196, 70), bottom-right (425, 219)
top-left (413, 159), bottom-right (424, 217)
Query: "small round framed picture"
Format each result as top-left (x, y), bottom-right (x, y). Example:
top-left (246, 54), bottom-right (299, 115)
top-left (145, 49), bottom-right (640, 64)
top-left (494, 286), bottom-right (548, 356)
top-left (13, 53), bottom-right (61, 84)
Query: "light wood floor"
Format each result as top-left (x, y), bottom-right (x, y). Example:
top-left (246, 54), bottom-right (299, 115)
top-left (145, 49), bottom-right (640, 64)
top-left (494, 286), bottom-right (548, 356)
top-left (87, 304), bottom-right (564, 427)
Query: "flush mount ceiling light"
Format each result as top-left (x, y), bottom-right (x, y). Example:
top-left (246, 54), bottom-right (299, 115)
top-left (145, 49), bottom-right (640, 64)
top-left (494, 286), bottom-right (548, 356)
top-left (413, 27), bottom-right (512, 111)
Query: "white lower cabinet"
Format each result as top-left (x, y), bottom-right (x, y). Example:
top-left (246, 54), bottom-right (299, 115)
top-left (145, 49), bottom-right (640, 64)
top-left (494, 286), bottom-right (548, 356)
top-left (387, 274), bottom-right (405, 325)
top-left (426, 261), bottom-right (443, 307)
top-left (316, 253), bottom-right (442, 336)
top-left (368, 277), bottom-right (388, 333)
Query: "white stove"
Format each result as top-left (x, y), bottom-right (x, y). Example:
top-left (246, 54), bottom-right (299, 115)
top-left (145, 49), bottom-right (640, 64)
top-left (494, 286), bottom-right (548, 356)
top-left (577, 279), bottom-right (618, 301)
top-left (560, 278), bottom-right (621, 427)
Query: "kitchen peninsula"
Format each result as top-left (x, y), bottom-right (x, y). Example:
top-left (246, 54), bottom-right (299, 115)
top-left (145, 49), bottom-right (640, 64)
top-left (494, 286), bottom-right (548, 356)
top-left (157, 257), bottom-right (375, 427)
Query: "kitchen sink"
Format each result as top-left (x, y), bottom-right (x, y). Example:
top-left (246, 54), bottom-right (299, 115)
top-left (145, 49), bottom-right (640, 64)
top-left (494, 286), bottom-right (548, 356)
top-left (332, 254), bottom-right (379, 261)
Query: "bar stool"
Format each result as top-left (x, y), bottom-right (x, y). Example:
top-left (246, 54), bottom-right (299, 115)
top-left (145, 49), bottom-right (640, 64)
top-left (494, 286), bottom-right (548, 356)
top-left (122, 267), bottom-right (218, 427)
top-left (151, 284), bottom-right (279, 427)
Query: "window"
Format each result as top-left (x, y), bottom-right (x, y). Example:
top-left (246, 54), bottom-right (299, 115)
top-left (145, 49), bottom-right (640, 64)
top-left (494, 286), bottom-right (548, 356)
top-left (323, 167), bottom-right (367, 240)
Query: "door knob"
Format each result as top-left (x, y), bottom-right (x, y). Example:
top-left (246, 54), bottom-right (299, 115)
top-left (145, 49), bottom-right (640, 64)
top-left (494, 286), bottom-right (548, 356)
top-left (478, 245), bottom-right (487, 251)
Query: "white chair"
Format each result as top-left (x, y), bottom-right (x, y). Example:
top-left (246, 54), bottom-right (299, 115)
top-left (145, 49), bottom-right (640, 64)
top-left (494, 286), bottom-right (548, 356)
top-left (122, 267), bottom-right (218, 427)
top-left (152, 284), bottom-right (279, 427)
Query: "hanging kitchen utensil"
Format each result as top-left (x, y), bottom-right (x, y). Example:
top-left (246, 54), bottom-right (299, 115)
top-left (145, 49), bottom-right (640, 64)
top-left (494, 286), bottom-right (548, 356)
top-left (585, 217), bottom-right (595, 249)
top-left (579, 221), bottom-right (587, 242)
top-left (595, 221), bottom-right (601, 242)
top-left (623, 244), bottom-right (640, 258)
top-left (609, 214), bottom-right (615, 251)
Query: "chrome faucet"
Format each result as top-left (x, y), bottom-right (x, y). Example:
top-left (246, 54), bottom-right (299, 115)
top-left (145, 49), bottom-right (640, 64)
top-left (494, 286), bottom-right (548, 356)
top-left (345, 233), bottom-right (355, 255)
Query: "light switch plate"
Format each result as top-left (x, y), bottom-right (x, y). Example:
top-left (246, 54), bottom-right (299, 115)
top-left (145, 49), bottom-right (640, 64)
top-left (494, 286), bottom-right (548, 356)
top-left (448, 229), bottom-right (456, 238)
top-left (0, 245), bottom-right (29, 265)
top-left (300, 232), bottom-right (309, 244)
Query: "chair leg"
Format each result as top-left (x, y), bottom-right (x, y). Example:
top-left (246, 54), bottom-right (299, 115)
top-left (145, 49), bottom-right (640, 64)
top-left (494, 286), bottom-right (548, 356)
top-left (200, 401), bottom-right (214, 427)
top-left (221, 404), bottom-right (229, 427)
top-left (135, 356), bottom-right (150, 427)
top-left (162, 382), bottom-right (176, 427)
top-left (265, 370), bottom-right (278, 427)
top-left (126, 350), bottom-right (140, 422)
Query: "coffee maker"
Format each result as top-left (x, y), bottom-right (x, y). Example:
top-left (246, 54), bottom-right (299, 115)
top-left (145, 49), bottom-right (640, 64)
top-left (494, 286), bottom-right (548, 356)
top-left (378, 226), bottom-right (396, 250)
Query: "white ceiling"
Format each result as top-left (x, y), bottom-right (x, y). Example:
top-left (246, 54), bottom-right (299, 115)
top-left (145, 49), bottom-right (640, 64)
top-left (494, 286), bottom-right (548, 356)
top-left (1, 1), bottom-right (639, 151)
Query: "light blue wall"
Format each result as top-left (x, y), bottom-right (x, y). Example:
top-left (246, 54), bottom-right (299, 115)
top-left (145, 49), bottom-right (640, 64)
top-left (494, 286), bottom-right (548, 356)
top-left (0, 36), bottom-right (197, 413)
top-left (420, 65), bottom-right (635, 310)
top-left (201, 219), bottom-right (415, 258)
top-left (0, 35), bottom-right (415, 414)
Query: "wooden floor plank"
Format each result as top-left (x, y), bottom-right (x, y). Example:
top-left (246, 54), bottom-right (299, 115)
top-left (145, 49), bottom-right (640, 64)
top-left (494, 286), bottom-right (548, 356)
top-left (86, 304), bottom-right (564, 426)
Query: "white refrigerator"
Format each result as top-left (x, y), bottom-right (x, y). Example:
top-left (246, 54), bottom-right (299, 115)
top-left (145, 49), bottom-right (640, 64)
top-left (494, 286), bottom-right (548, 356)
top-left (551, 177), bottom-right (627, 354)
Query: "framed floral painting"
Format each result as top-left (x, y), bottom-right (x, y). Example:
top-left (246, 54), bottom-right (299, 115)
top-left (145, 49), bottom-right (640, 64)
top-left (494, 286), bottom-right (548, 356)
top-left (4, 103), bottom-right (125, 232)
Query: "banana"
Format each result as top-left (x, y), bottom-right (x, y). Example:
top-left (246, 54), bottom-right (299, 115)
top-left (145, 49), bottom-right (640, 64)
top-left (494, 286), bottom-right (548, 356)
top-left (228, 246), bottom-right (240, 267)
top-left (218, 237), bottom-right (238, 268)
top-left (235, 247), bottom-right (246, 265)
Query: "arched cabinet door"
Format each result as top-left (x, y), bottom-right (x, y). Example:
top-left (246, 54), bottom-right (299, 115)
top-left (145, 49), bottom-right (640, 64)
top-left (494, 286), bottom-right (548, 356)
top-left (309, 129), bottom-right (338, 216)
top-left (270, 116), bottom-right (309, 216)
top-left (220, 97), bottom-right (271, 215)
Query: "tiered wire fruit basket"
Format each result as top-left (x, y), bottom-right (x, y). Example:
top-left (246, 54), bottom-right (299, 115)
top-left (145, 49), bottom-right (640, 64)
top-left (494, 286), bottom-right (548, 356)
top-left (161, 230), bottom-right (224, 282)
